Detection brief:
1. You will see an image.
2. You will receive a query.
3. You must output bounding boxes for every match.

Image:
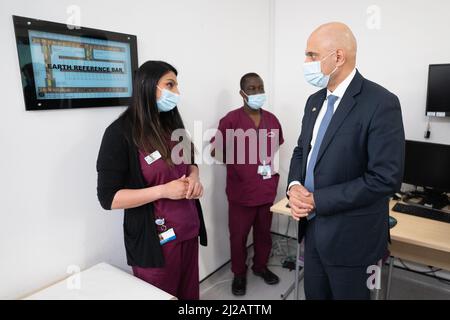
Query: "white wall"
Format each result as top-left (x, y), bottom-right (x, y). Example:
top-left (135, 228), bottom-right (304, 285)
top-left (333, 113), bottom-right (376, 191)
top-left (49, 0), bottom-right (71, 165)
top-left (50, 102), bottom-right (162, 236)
top-left (0, 0), bottom-right (271, 299)
top-left (271, 0), bottom-right (450, 238)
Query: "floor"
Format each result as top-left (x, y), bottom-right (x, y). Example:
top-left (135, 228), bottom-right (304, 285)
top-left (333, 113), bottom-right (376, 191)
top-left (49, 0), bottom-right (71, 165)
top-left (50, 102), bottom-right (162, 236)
top-left (200, 234), bottom-right (450, 300)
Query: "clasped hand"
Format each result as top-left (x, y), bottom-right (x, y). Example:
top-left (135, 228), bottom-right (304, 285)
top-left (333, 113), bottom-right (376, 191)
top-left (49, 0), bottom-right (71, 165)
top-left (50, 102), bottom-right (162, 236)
top-left (287, 185), bottom-right (315, 221)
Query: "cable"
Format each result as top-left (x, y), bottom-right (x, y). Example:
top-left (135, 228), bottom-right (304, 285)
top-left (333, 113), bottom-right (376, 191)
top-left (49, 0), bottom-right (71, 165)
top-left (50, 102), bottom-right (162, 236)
top-left (201, 234), bottom-right (302, 297)
top-left (200, 279), bottom-right (233, 296)
top-left (397, 258), bottom-right (442, 275)
top-left (285, 218), bottom-right (291, 257)
top-left (267, 264), bottom-right (284, 268)
top-left (285, 217), bottom-right (291, 234)
top-left (428, 267), bottom-right (450, 285)
top-left (438, 278), bottom-right (450, 285)
top-left (272, 238), bottom-right (297, 257)
top-left (424, 117), bottom-right (431, 139)
top-left (393, 258), bottom-right (450, 286)
top-left (272, 233), bottom-right (298, 271)
top-left (201, 254), bottom-right (254, 296)
top-left (271, 219), bottom-right (296, 258)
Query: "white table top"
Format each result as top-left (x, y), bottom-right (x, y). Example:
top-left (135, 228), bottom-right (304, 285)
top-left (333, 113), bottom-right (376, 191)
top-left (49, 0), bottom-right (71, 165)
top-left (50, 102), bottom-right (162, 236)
top-left (24, 262), bottom-right (176, 300)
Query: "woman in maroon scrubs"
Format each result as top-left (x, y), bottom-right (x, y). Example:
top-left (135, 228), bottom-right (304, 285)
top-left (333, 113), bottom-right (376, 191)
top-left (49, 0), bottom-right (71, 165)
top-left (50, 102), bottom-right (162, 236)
top-left (96, 61), bottom-right (207, 300)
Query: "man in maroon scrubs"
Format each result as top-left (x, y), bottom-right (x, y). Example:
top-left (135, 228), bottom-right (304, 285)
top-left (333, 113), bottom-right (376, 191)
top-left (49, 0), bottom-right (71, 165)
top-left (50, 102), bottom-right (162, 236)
top-left (211, 73), bottom-right (284, 296)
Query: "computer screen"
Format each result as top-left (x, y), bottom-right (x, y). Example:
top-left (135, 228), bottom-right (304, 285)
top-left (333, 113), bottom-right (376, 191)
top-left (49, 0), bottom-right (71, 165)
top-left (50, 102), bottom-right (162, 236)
top-left (13, 15), bottom-right (138, 111)
top-left (403, 140), bottom-right (450, 192)
top-left (426, 64), bottom-right (450, 117)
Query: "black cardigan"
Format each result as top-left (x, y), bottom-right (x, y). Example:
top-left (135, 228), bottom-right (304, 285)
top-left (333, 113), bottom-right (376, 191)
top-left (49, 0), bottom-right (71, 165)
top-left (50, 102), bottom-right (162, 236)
top-left (96, 114), bottom-right (207, 268)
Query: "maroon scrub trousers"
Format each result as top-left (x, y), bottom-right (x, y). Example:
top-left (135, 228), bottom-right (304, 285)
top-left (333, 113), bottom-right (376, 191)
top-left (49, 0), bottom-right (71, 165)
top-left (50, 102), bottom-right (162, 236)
top-left (132, 149), bottom-right (200, 300)
top-left (132, 237), bottom-right (199, 300)
top-left (213, 107), bottom-right (284, 277)
top-left (229, 202), bottom-right (273, 276)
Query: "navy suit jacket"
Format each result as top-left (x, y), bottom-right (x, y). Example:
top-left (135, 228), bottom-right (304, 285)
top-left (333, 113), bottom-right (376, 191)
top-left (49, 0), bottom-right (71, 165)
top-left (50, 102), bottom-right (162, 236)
top-left (287, 70), bottom-right (405, 266)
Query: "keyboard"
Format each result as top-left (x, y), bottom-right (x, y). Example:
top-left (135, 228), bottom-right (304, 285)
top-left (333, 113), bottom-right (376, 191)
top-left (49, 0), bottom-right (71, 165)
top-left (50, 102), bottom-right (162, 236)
top-left (392, 202), bottom-right (450, 223)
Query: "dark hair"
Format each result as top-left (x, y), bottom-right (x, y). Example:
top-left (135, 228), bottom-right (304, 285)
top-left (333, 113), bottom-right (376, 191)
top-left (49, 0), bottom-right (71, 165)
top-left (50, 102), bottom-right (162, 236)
top-left (122, 60), bottom-right (193, 165)
top-left (240, 72), bottom-right (261, 90)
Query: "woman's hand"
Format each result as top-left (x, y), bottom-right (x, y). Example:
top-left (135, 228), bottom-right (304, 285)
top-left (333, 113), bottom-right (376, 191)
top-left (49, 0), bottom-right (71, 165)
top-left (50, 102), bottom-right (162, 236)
top-left (186, 166), bottom-right (204, 199)
top-left (161, 175), bottom-right (189, 200)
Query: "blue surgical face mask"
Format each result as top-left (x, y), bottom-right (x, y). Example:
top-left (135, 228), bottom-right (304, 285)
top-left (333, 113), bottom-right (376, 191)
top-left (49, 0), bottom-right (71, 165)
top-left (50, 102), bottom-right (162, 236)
top-left (156, 86), bottom-right (180, 112)
top-left (303, 52), bottom-right (338, 88)
top-left (242, 92), bottom-right (266, 110)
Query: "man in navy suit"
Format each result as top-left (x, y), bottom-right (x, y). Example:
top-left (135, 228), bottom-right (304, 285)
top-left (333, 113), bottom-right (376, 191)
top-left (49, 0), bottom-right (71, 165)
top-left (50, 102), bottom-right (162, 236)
top-left (287, 22), bottom-right (405, 299)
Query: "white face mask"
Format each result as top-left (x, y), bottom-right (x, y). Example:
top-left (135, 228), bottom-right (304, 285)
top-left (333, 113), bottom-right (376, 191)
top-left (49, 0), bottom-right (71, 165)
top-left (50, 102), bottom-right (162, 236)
top-left (242, 92), bottom-right (266, 110)
top-left (156, 86), bottom-right (180, 112)
top-left (303, 51), bottom-right (338, 88)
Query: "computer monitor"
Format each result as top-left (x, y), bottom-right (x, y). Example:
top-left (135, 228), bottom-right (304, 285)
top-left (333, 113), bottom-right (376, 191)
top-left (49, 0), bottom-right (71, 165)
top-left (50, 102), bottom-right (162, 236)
top-left (403, 140), bottom-right (450, 208)
top-left (426, 64), bottom-right (450, 117)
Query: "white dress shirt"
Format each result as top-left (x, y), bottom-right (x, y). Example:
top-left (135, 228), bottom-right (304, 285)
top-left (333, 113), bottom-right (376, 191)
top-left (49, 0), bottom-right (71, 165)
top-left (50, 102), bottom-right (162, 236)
top-left (288, 68), bottom-right (357, 192)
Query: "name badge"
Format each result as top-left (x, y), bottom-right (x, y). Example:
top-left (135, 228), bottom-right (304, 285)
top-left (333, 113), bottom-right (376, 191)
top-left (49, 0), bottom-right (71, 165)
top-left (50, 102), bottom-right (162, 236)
top-left (145, 150), bottom-right (162, 165)
top-left (159, 228), bottom-right (176, 245)
top-left (257, 161), bottom-right (272, 180)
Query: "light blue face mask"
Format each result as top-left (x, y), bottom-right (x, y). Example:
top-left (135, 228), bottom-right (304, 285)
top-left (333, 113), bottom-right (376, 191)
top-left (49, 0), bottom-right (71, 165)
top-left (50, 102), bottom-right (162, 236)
top-left (303, 52), bottom-right (337, 88)
top-left (156, 86), bottom-right (180, 112)
top-left (242, 92), bottom-right (266, 110)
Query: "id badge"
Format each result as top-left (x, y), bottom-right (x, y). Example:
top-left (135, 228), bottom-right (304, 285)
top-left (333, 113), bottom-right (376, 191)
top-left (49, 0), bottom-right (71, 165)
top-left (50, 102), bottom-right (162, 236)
top-left (145, 150), bottom-right (162, 165)
top-left (263, 166), bottom-right (272, 180)
top-left (258, 162), bottom-right (272, 179)
top-left (159, 228), bottom-right (176, 245)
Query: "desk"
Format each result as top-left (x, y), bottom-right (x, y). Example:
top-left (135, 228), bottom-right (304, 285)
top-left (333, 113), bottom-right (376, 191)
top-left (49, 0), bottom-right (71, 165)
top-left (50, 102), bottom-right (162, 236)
top-left (23, 262), bottom-right (176, 300)
top-left (271, 197), bottom-right (304, 300)
top-left (387, 200), bottom-right (450, 298)
top-left (272, 198), bottom-right (450, 300)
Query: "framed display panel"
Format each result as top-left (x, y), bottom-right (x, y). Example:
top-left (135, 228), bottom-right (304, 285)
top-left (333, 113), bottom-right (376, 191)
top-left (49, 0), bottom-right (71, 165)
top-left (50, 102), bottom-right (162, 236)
top-left (13, 15), bottom-right (138, 111)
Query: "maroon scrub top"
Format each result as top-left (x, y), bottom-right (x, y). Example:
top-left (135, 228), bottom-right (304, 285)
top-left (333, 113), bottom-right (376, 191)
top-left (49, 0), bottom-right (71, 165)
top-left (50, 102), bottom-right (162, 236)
top-left (212, 107), bottom-right (284, 206)
top-left (139, 150), bottom-right (200, 243)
